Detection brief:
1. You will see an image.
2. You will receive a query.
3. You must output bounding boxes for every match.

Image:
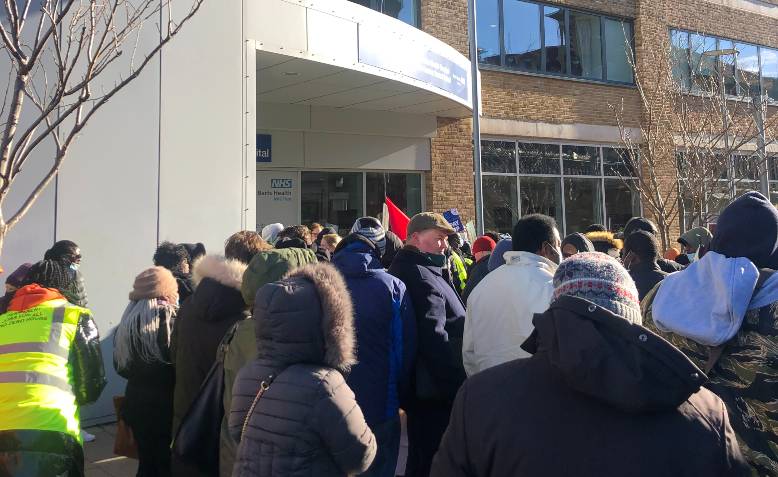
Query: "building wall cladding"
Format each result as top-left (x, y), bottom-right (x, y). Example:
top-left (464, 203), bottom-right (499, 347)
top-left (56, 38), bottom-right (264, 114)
top-left (421, 0), bottom-right (778, 233)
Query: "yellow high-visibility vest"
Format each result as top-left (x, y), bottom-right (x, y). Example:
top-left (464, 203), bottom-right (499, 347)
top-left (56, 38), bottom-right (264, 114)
top-left (0, 298), bottom-right (87, 443)
top-left (450, 252), bottom-right (469, 292)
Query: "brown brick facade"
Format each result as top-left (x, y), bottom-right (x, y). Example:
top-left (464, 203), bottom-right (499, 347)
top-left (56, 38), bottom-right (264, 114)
top-left (421, 0), bottom-right (778, 239)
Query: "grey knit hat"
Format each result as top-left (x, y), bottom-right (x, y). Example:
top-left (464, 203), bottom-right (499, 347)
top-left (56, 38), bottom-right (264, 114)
top-left (351, 217), bottom-right (386, 255)
top-left (552, 252), bottom-right (642, 325)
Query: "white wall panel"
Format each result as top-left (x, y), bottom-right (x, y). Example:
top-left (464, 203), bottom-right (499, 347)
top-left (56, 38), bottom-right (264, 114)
top-left (304, 132), bottom-right (430, 170)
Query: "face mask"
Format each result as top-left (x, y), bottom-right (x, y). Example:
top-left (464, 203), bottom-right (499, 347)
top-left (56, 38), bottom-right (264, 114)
top-left (69, 262), bottom-right (80, 271)
top-left (686, 253), bottom-right (696, 263)
top-left (424, 253), bottom-right (447, 268)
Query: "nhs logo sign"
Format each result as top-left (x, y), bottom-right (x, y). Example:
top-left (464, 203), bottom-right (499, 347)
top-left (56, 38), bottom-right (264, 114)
top-left (271, 179), bottom-right (293, 188)
top-left (256, 134), bottom-right (271, 163)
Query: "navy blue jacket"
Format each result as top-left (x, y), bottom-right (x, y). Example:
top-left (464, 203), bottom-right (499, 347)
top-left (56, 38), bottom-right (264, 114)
top-left (389, 246), bottom-right (467, 403)
top-left (333, 239), bottom-right (416, 427)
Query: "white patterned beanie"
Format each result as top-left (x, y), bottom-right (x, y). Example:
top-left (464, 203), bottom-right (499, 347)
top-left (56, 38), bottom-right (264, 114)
top-left (552, 252), bottom-right (642, 325)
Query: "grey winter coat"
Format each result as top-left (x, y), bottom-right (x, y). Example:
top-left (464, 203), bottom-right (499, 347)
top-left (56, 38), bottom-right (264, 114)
top-left (229, 263), bottom-right (376, 477)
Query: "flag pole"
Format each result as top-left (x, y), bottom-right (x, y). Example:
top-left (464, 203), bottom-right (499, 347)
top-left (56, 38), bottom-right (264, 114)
top-left (467, 0), bottom-right (485, 236)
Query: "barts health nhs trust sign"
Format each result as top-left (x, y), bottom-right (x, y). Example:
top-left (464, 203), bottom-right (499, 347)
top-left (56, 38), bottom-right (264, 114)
top-left (257, 134), bottom-right (271, 163)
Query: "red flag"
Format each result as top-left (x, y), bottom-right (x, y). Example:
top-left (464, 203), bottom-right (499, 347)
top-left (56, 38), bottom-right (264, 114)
top-left (385, 196), bottom-right (410, 241)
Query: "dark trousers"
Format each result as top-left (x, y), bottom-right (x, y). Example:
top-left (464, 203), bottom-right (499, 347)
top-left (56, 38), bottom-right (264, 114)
top-left (133, 424), bottom-right (171, 477)
top-left (404, 401), bottom-right (453, 477)
top-left (362, 416), bottom-right (401, 477)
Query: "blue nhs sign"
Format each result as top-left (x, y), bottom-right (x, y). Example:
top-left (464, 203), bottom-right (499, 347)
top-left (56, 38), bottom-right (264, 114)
top-left (271, 178), bottom-right (292, 188)
top-left (256, 134), bottom-right (271, 163)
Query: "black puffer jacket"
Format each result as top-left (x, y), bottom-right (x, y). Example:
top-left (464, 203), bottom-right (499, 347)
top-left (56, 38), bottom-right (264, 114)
top-left (229, 263), bottom-right (376, 477)
top-left (172, 255), bottom-right (249, 434)
top-left (432, 296), bottom-right (750, 477)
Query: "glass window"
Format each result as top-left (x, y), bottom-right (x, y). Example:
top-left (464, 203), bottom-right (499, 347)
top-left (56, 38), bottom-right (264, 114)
top-left (477, 0), bottom-right (501, 65)
top-left (604, 179), bottom-right (639, 233)
top-left (518, 142), bottom-right (560, 174)
top-left (770, 182), bottom-right (778, 207)
top-left (543, 6), bottom-right (567, 74)
top-left (719, 40), bottom-right (737, 96)
top-left (365, 172), bottom-right (422, 222)
top-left (520, 176), bottom-right (563, 225)
top-left (484, 176), bottom-right (519, 234)
top-left (482, 140), bottom-right (517, 173)
top-left (761, 47), bottom-right (778, 102)
top-left (569, 11), bottom-right (602, 79)
top-left (603, 147), bottom-right (637, 177)
top-left (735, 42), bottom-right (761, 96)
top-left (349, 0), bottom-right (420, 28)
top-left (301, 172), bottom-right (364, 234)
top-left (604, 19), bottom-right (633, 83)
top-left (733, 154), bottom-right (759, 180)
top-left (564, 178), bottom-right (603, 233)
top-left (671, 30), bottom-right (691, 90)
top-left (504, 1), bottom-right (542, 71)
top-left (690, 34), bottom-right (717, 93)
top-left (562, 145), bottom-right (599, 175)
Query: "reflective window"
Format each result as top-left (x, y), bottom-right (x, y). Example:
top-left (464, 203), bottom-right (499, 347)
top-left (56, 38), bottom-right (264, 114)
top-left (544, 6), bottom-right (566, 74)
top-left (671, 30), bottom-right (691, 90)
top-left (690, 34), bottom-right (717, 94)
top-left (482, 141), bottom-right (517, 173)
top-left (569, 11), bottom-right (602, 79)
top-left (518, 142), bottom-right (560, 174)
top-left (483, 141), bottom-right (639, 235)
top-left (520, 176), bottom-right (563, 225)
top-left (604, 19), bottom-right (633, 83)
top-left (735, 43), bottom-right (761, 96)
top-left (302, 172), bottom-right (364, 233)
top-left (719, 40), bottom-right (737, 96)
top-left (761, 47), bottom-right (778, 102)
top-left (349, 0), bottom-right (420, 28)
top-left (365, 172), bottom-right (422, 221)
top-left (478, 0), bottom-right (633, 84)
top-left (604, 179), bottom-right (640, 233)
top-left (484, 176), bottom-right (519, 234)
top-left (562, 145), bottom-right (599, 175)
top-left (504, 1), bottom-right (542, 72)
top-left (477, 0), bottom-right (501, 65)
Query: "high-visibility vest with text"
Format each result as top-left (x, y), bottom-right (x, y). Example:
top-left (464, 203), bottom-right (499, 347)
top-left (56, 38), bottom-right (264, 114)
top-left (0, 298), bottom-right (86, 443)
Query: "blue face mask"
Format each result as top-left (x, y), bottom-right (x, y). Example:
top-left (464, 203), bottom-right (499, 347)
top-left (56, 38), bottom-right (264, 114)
top-left (69, 263), bottom-right (80, 272)
top-left (686, 252), bottom-right (696, 263)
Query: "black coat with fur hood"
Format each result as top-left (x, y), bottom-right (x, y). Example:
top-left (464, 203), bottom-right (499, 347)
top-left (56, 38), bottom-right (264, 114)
top-left (229, 263), bottom-right (377, 477)
top-left (172, 255), bottom-right (249, 434)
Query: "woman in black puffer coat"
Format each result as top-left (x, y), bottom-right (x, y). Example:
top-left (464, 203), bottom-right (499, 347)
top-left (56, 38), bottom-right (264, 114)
top-left (229, 263), bottom-right (376, 477)
top-left (44, 240), bottom-right (88, 306)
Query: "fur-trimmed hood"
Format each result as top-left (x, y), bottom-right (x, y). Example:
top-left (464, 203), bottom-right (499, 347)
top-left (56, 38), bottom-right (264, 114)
top-left (253, 263), bottom-right (356, 372)
top-left (586, 231), bottom-right (623, 258)
top-left (192, 254), bottom-right (247, 291)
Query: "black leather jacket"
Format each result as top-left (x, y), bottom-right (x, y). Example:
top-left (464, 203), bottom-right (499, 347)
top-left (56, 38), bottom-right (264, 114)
top-left (71, 311), bottom-right (107, 406)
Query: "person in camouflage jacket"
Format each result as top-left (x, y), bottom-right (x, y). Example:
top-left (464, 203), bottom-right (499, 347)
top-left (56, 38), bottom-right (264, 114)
top-left (642, 192), bottom-right (778, 476)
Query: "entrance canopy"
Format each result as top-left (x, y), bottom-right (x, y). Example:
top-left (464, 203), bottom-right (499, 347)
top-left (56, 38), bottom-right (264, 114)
top-left (251, 0), bottom-right (474, 118)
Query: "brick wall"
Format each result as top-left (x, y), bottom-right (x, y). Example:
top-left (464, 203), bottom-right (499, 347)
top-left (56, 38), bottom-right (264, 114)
top-left (427, 117), bottom-right (476, 224)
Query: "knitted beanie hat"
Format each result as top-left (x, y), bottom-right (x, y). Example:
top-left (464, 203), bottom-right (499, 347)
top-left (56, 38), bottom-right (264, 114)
top-left (552, 252), bottom-right (642, 325)
top-left (472, 236), bottom-right (496, 255)
top-left (129, 266), bottom-right (179, 303)
top-left (351, 217), bottom-right (386, 255)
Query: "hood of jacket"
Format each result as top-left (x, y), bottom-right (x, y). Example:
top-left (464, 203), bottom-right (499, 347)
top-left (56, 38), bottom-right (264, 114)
top-left (332, 235), bottom-right (383, 277)
top-left (651, 250), bottom-right (778, 346)
top-left (678, 227), bottom-right (712, 251)
top-left (188, 255), bottom-right (248, 322)
top-left (253, 263), bottom-right (356, 372)
top-left (710, 191), bottom-right (778, 269)
top-left (585, 231), bottom-right (623, 250)
top-left (241, 247), bottom-right (318, 306)
top-left (487, 239), bottom-right (513, 272)
top-left (7, 284), bottom-right (66, 312)
top-left (522, 295), bottom-right (706, 413)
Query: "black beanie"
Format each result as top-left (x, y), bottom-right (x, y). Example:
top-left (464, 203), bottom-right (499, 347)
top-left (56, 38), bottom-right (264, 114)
top-left (710, 191), bottom-right (778, 269)
top-left (624, 230), bottom-right (659, 262)
top-left (623, 217), bottom-right (658, 237)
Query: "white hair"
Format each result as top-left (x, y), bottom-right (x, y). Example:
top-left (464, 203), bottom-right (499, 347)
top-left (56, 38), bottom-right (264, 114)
top-left (114, 298), bottom-right (176, 371)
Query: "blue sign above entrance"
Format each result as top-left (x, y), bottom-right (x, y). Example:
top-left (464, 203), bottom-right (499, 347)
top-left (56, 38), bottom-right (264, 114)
top-left (256, 134), bottom-right (271, 163)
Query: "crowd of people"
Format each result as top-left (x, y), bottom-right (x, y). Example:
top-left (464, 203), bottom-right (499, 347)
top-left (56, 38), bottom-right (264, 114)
top-left (2, 191), bottom-right (778, 476)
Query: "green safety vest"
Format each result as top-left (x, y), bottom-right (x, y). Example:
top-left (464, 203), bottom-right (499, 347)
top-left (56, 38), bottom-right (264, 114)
top-left (450, 252), bottom-right (469, 292)
top-left (0, 298), bottom-right (86, 443)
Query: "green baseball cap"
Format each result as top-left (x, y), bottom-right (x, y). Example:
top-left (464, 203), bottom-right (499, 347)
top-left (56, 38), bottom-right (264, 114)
top-left (406, 212), bottom-right (456, 236)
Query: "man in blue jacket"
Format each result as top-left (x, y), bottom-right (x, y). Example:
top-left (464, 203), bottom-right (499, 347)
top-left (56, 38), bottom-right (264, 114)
top-left (333, 217), bottom-right (416, 477)
top-left (388, 212), bottom-right (465, 477)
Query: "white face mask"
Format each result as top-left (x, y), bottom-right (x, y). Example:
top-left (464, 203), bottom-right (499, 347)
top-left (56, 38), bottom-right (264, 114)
top-left (686, 252), bottom-right (697, 263)
top-left (69, 262), bottom-right (80, 271)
